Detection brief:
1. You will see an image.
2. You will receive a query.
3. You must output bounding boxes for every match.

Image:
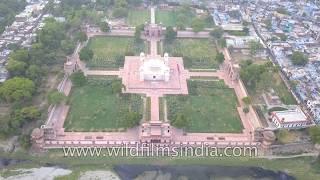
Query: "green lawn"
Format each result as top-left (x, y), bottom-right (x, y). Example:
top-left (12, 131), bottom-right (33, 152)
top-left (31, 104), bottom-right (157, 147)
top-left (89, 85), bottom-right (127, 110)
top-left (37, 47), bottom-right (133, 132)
top-left (64, 78), bottom-right (143, 132)
top-left (127, 10), bottom-right (150, 26)
top-left (156, 9), bottom-right (213, 28)
top-left (164, 39), bottom-right (219, 69)
top-left (155, 10), bottom-right (178, 27)
top-left (166, 80), bottom-right (243, 133)
top-left (86, 36), bottom-right (146, 69)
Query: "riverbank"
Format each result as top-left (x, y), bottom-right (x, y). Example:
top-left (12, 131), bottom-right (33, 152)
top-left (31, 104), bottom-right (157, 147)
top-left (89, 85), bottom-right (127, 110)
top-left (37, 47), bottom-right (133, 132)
top-left (0, 151), bottom-right (319, 179)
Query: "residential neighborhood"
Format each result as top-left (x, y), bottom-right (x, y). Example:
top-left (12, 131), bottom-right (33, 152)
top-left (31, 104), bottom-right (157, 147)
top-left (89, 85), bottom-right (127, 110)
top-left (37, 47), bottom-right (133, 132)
top-left (0, 0), bottom-right (50, 82)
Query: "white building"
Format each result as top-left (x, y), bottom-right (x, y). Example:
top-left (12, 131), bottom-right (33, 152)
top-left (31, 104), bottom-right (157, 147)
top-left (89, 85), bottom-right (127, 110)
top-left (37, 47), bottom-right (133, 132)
top-left (271, 107), bottom-right (309, 129)
top-left (139, 53), bottom-right (170, 82)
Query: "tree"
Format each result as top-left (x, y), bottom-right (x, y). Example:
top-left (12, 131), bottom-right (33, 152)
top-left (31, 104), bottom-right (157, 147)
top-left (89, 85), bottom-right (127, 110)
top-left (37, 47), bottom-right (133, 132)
top-left (115, 0), bottom-right (128, 8)
top-left (243, 107), bottom-right (250, 114)
top-left (124, 111), bottom-right (141, 128)
top-left (75, 31), bottom-right (88, 42)
top-left (112, 7), bottom-right (128, 18)
top-left (10, 49), bottom-right (29, 62)
top-left (279, 34), bottom-right (287, 41)
top-left (111, 81), bottom-right (122, 94)
top-left (10, 106), bottom-right (40, 129)
top-left (191, 19), bottom-right (205, 33)
top-left (249, 40), bottom-right (263, 55)
top-left (0, 77), bottom-right (35, 102)
top-left (276, 7), bottom-right (289, 15)
top-left (218, 38), bottom-right (227, 48)
top-left (6, 59), bottom-right (27, 77)
top-left (264, 19), bottom-right (272, 30)
top-left (19, 134), bottom-right (31, 149)
top-left (243, 27), bottom-right (249, 35)
top-left (291, 51), bottom-right (308, 66)
top-left (79, 47), bottom-right (93, 61)
top-left (242, 20), bottom-right (249, 26)
top-left (61, 39), bottom-right (75, 55)
top-left (48, 90), bottom-right (66, 105)
top-left (165, 26), bottom-right (177, 42)
top-left (14, 106), bottom-right (41, 122)
top-left (26, 65), bottom-right (42, 82)
top-left (134, 24), bottom-right (144, 42)
top-left (210, 27), bottom-right (224, 39)
top-left (242, 97), bottom-right (251, 105)
top-left (215, 52), bottom-right (225, 64)
top-left (38, 18), bottom-right (65, 50)
top-left (70, 71), bottom-right (87, 86)
top-left (172, 113), bottom-right (188, 129)
top-left (100, 22), bottom-right (110, 32)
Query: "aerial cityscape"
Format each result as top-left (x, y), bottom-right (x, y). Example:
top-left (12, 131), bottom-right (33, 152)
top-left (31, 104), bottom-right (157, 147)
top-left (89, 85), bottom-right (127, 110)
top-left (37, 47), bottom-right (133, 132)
top-left (0, 0), bottom-right (320, 179)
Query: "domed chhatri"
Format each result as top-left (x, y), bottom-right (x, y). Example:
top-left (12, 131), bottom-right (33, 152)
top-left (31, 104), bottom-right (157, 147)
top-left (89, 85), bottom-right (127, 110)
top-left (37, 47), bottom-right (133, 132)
top-left (139, 52), bottom-right (170, 82)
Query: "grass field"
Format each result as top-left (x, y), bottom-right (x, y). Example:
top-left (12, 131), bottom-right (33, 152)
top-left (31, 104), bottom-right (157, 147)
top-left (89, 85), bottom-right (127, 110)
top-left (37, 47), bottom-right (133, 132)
top-left (164, 39), bottom-right (219, 69)
top-left (86, 36), bottom-right (146, 69)
top-left (155, 10), bottom-right (213, 28)
top-left (127, 10), bottom-right (150, 26)
top-left (166, 80), bottom-right (243, 133)
top-left (155, 10), bottom-right (178, 27)
top-left (64, 78), bottom-right (143, 132)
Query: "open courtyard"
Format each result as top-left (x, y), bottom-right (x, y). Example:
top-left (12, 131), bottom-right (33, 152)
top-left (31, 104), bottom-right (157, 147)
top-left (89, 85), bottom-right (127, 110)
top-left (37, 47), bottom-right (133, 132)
top-left (64, 78), bottom-right (143, 132)
top-left (163, 39), bottom-right (219, 69)
top-left (86, 36), bottom-right (146, 69)
top-left (127, 9), bottom-right (150, 26)
top-left (166, 80), bottom-right (243, 133)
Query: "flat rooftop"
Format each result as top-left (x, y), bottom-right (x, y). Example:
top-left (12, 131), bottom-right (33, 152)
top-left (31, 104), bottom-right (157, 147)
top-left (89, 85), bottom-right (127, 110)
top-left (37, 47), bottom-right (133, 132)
top-left (273, 108), bottom-right (308, 123)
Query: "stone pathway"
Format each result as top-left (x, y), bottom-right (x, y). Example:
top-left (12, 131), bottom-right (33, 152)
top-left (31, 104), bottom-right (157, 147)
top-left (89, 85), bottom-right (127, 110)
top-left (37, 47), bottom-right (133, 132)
top-left (150, 95), bottom-right (160, 121)
top-left (151, 7), bottom-right (155, 24)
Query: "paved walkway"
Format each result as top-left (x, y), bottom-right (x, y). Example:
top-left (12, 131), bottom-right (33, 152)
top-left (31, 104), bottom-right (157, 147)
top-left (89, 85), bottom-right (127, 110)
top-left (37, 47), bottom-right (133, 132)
top-left (151, 7), bottom-right (155, 24)
top-left (150, 96), bottom-right (159, 121)
top-left (87, 30), bottom-right (134, 38)
top-left (150, 39), bottom-right (158, 56)
top-left (177, 31), bottom-right (210, 38)
top-left (85, 70), bottom-right (121, 76)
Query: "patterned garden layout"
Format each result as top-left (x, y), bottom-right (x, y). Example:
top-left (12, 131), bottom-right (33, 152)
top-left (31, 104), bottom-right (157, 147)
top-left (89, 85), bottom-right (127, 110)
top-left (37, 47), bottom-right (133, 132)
top-left (32, 7), bottom-right (261, 150)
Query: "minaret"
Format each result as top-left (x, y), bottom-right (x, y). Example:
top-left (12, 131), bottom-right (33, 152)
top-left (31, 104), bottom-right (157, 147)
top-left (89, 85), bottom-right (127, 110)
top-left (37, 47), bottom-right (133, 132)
top-left (164, 53), bottom-right (169, 65)
top-left (140, 52), bottom-right (145, 63)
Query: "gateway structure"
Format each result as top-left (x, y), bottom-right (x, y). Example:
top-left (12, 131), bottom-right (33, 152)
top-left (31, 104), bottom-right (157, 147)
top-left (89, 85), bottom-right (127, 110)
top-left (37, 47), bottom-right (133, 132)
top-left (139, 52), bottom-right (170, 82)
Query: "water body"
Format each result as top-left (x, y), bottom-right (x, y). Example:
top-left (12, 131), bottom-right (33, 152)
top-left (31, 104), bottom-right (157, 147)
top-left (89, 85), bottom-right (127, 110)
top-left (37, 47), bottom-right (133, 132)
top-left (0, 158), bottom-right (295, 180)
top-left (114, 165), bottom-right (295, 180)
top-left (0, 158), bottom-right (30, 169)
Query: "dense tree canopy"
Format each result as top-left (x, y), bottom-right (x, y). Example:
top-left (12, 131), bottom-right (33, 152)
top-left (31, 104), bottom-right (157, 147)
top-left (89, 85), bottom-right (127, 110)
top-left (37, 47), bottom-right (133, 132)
top-left (210, 27), bottom-right (224, 39)
top-left (100, 22), bottom-right (111, 32)
top-left (70, 71), bottom-right (87, 87)
top-left (38, 18), bottom-right (65, 50)
top-left (0, 0), bottom-right (27, 33)
top-left (0, 77), bottom-right (35, 102)
top-left (6, 59), bottom-right (27, 77)
top-left (165, 26), bottom-right (177, 43)
top-left (79, 47), bottom-right (94, 61)
top-left (291, 51), bottom-right (309, 66)
top-left (48, 90), bottom-right (66, 105)
top-left (215, 52), bottom-right (225, 64)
